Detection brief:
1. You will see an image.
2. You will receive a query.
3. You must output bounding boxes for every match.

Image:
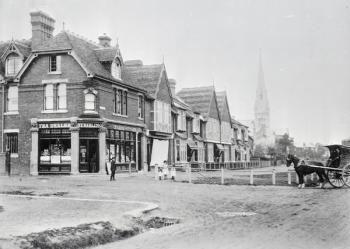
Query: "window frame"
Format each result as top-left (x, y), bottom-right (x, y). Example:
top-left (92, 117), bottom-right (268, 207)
top-left (6, 85), bottom-right (19, 113)
top-left (4, 131), bottom-right (19, 156)
top-left (137, 94), bottom-right (144, 119)
top-left (49, 55), bottom-right (61, 74)
top-left (113, 88), bottom-right (128, 117)
top-left (5, 55), bottom-right (23, 77)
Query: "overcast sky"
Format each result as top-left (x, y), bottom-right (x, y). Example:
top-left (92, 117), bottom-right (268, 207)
top-left (0, 0), bottom-right (349, 146)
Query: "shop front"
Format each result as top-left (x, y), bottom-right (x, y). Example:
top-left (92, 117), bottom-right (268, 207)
top-left (105, 123), bottom-right (143, 172)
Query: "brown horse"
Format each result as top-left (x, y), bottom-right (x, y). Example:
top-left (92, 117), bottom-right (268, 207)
top-left (286, 154), bottom-right (328, 188)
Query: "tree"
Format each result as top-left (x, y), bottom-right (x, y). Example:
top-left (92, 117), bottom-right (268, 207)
top-left (276, 133), bottom-right (295, 155)
top-left (253, 144), bottom-right (265, 157)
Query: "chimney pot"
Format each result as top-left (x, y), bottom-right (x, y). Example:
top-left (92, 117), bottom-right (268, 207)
top-left (98, 33), bottom-right (111, 47)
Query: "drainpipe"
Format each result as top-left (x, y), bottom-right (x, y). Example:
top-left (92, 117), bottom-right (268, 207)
top-left (1, 81), bottom-right (5, 152)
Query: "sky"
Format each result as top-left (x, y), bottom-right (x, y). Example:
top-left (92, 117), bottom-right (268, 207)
top-left (0, 0), bottom-right (349, 146)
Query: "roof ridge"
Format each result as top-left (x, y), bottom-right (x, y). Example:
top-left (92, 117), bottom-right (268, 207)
top-left (64, 30), bottom-right (100, 48)
top-left (179, 85), bottom-right (214, 91)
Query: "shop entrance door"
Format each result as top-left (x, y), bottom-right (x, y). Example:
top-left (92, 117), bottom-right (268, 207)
top-left (79, 139), bottom-right (99, 173)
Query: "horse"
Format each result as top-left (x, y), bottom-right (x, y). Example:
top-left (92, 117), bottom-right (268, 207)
top-left (286, 154), bottom-right (329, 189)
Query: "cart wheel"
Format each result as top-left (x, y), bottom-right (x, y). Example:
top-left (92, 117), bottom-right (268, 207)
top-left (342, 164), bottom-right (350, 188)
top-left (327, 170), bottom-right (345, 188)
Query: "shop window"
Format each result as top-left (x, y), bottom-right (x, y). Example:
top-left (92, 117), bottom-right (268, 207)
top-left (49, 55), bottom-right (61, 73)
top-left (6, 55), bottom-right (23, 76)
top-left (5, 133), bottom-right (18, 154)
top-left (6, 86), bottom-right (18, 112)
top-left (106, 129), bottom-right (136, 163)
top-left (39, 129), bottom-right (71, 166)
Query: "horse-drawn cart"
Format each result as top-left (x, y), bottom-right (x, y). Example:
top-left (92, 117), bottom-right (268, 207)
top-left (324, 145), bottom-right (350, 188)
top-left (286, 144), bottom-right (350, 188)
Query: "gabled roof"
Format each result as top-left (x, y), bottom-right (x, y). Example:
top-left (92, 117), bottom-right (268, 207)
top-left (176, 86), bottom-right (215, 117)
top-left (216, 91), bottom-right (231, 122)
top-left (94, 47), bottom-right (118, 62)
top-left (121, 63), bottom-right (164, 96)
top-left (231, 117), bottom-right (248, 128)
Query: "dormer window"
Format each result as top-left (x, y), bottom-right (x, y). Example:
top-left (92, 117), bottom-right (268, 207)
top-left (6, 54), bottom-right (23, 76)
top-left (49, 55), bottom-right (61, 73)
top-left (111, 59), bottom-right (121, 79)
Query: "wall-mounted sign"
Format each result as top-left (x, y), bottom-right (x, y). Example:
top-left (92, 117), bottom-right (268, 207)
top-left (39, 123), bottom-right (70, 129)
top-left (78, 123), bottom-right (101, 128)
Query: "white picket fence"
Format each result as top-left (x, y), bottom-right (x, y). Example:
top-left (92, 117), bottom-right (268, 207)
top-left (154, 164), bottom-right (317, 186)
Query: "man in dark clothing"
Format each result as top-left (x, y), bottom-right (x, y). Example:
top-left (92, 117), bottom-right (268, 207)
top-left (110, 157), bottom-right (116, 181)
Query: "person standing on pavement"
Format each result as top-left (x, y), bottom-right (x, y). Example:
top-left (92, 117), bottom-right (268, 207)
top-left (110, 157), bottom-right (116, 181)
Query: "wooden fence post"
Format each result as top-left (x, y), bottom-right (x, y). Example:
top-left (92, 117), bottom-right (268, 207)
top-left (272, 169), bottom-right (276, 185)
top-left (155, 165), bottom-right (158, 180)
top-left (188, 164), bottom-right (192, 183)
top-left (250, 169), bottom-right (254, 185)
top-left (288, 171), bottom-right (291, 185)
top-left (221, 166), bottom-right (224, 185)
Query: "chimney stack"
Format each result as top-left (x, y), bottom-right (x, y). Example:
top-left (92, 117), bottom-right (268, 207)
top-left (168, 79), bottom-right (176, 96)
top-left (98, 33), bottom-right (111, 47)
top-left (30, 10), bottom-right (55, 50)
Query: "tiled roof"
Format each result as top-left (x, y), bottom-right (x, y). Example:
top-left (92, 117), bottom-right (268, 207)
top-left (121, 63), bottom-right (163, 96)
top-left (176, 86), bottom-right (214, 116)
top-left (33, 31), bottom-right (127, 84)
top-left (216, 91), bottom-right (228, 119)
top-left (94, 47), bottom-right (118, 62)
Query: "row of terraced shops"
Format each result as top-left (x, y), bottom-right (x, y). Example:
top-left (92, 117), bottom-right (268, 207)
top-left (0, 10), bottom-right (253, 176)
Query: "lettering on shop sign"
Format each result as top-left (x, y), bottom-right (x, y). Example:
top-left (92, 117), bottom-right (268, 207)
top-left (38, 123), bottom-right (70, 128)
top-left (78, 123), bottom-right (101, 128)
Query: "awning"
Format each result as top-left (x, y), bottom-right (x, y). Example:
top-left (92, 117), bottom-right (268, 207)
top-left (215, 143), bottom-right (224, 151)
top-left (187, 141), bottom-right (198, 150)
top-left (193, 134), bottom-right (203, 142)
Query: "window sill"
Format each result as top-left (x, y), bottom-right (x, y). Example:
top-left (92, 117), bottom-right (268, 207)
top-left (4, 111), bottom-right (19, 115)
top-left (41, 109), bottom-right (68, 114)
top-left (48, 71), bottom-right (62, 75)
top-left (84, 110), bottom-right (98, 114)
top-left (10, 153), bottom-right (19, 158)
top-left (113, 113), bottom-right (128, 118)
top-left (138, 117), bottom-right (144, 121)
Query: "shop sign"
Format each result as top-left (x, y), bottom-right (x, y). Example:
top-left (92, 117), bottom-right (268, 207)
top-left (39, 123), bottom-right (70, 129)
top-left (78, 123), bottom-right (101, 128)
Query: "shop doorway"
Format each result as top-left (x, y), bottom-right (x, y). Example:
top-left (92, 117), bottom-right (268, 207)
top-left (79, 139), bottom-right (99, 173)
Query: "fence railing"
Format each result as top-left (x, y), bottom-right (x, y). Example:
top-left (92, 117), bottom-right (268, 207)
top-left (173, 160), bottom-right (269, 171)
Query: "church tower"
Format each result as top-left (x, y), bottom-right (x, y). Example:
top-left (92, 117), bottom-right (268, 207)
top-left (254, 51), bottom-right (273, 148)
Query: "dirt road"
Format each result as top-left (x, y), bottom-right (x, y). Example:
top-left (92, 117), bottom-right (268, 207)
top-left (0, 174), bottom-right (349, 249)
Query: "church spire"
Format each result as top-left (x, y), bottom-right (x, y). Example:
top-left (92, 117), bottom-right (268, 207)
top-left (254, 49), bottom-right (273, 148)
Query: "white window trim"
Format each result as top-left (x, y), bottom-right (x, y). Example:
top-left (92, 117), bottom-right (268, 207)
top-left (41, 109), bottom-right (68, 114)
top-left (10, 153), bottom-right (19, 158)
top-left (113, 113), bottom-right (128, 118)
top-left (4, 111), bottom-right (19, 115)
top-left (4, 129), bottom-right (19, 133)
top-left (84, 110), bottom-right (98, 114)
top-left (48, 55), bottom-right (62, 74)
top-left (137, 94), bottom-right (144, 120)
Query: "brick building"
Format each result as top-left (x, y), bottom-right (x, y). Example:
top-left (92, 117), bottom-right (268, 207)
top-left (0, 10), bottom-right (254, 175)
top-left (0, 10), bottom-right (148, 175)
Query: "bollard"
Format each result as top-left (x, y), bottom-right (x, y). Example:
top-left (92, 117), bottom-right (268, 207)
top-left (129, 162), bottom-right (132, 175)
top-left (250, 169), bottom-right (254, 185)
top-left (288, 171), bottom-right (291, 185)
top-left (221, 167), bottom-right (224, 185)
top-left (272, 169), bottom-right (276, 185)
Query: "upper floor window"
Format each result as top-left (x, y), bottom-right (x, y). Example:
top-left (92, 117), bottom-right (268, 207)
top-left (49, 55), bottom-right (61, 73)
top-left (44, 83), bottom-right (67, 111)
top-left (177, 111), bottom-right (186, 131)
top-left (192, 117), bottom-right (200, 133)
top-left (114, 89), bottom-right (127, 116)
top-left (138, 95), bottom-right (144, 119)
top-left (111, 59), bottom-right (121, 79)
top-left (57, 84), bottom-right (67, 110)
top-left (6, 55), bottom-right (23, 76)
top-left (6, 86), bottom-right (18, 112)
top-left (85, 93), bottom-right (96, 111)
